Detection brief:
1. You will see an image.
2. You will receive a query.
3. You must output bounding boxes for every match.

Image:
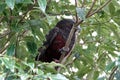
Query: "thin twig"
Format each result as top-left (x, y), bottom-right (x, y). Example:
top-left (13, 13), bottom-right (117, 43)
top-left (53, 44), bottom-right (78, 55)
top-left (58, 24), bottom-right (81, 72)
top-left (0, 42), bottom-right (9, 55)
top-left (86, 0), bottom-right (97, 17)
top-left (58, 0), bottom-right (112, 71)
top-left (0, 32), bottom-right (14, 55)
top-left (87, 0), bottom-right (112, 17)
top-left (4, 72), bottom-right (10, 80)
top-left (46, 0), bottom-right (51, 11)
top-left (81, 0), bottom-right (85, 7)
top-left (75, 0), bottom-right (78, 23)
top-left (47, 12), bottom-right (73, 16)
top-left (17, 0), bottom-right (37, 24)
top-left (109, 66), bottom-right (118, 80)
top-left (14, 33), bottom-right (19, 57)
top-left (58, 25), bottom-right (76, 64)
top-left (63, 0), bottom-right (112, 50)
top-left (65, 26), bottom-right (76, 49)
top-left (0, 16), bottom-right (4, 22)
top-left (17, 6), bottom-right (34, 24)
top-left (58, 29), bottom-right (79, 68)
top-left (0, 30), bottom-right (11, 39)
top-left (75, 20), bottom-right (83, 27)
top-left (58, 20), bottom-right (83, 69)
top-left (65, 58), bottom-right (76, 66)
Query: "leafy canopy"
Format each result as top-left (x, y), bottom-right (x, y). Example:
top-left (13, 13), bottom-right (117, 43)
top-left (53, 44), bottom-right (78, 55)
top-left (0, 0), bottom-right (120, 80)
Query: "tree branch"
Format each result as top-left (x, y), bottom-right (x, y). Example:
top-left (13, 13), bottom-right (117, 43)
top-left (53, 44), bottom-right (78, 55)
top-left (0, 30), bottom-right (11, 39)
top-left (81, 0), bottom-right (85, 7)
top-left (86, 0), bottom-right (97, 17)
top-left (14, 33), bottom-right (19, 57)
top-left (87, 0), bottom-right (112, 17)
top-left (62, 0), bottom-right (112, 53)
top-left (0, 32), bottom-right (14, 55)
top-left (58, 0), bottom-right (112, 70)
top-left (0, 40), bottom-right (10, 55)
top-left (0, 16), bottom-right (4, 23)
top-left (58, 25), bottom-right (75, 63)
top-left (109, 66), bottom-right (118, 80)
top-left (75, 0), bottom-right (78, 23)
top-left (17, 0), bottom-right (37, 24)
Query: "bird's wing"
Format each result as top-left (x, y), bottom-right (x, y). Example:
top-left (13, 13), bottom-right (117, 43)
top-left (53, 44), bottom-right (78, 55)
top-left (43, 27), bottom-right (59, 48)
top-left (35, 27), bottom-right (59, 61)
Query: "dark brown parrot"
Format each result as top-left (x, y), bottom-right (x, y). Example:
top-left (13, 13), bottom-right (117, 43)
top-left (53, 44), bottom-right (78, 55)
top-left (35, 19), bottom-right (76, 62)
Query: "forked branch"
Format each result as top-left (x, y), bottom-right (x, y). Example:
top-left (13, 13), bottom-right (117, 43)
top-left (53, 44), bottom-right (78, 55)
top-left (58, 0), bottom-right (112, 71)
top-left (87, 0), bottom-right (112, 17)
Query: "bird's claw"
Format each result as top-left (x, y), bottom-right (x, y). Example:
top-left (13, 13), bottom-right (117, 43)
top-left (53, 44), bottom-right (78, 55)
top-left (53, 58), bottom-right (60, 63)
top-left (59, 47), bottom-right (69, 54)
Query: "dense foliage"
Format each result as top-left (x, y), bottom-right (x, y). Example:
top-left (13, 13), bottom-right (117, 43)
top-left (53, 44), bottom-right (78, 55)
top-left (0, 0), bottom-right (120, 80)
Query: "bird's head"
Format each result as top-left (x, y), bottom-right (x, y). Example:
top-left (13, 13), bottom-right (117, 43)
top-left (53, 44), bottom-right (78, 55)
top-left (56, 19), bottom-right (75, 29)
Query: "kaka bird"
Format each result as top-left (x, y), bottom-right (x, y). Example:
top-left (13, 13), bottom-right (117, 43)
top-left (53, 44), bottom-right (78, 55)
top-left (35, 19), bottom-right (76, 62)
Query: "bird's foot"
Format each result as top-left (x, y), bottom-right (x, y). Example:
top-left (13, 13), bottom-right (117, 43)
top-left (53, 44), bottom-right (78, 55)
top-left (53, 59), bottom-right (60, 63)
top-left (59, 47), bottom-right (69, 54)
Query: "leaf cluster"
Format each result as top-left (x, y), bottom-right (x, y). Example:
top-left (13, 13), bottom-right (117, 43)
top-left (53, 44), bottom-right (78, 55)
top-left (0, 0), bottom-right (120, 80)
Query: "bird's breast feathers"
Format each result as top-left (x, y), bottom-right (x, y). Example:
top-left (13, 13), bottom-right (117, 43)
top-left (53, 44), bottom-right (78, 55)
top-left (51, 34), bottom-right (65, 50)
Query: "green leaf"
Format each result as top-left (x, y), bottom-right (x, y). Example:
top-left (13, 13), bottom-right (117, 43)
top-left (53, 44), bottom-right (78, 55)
top-left (1, 57), bottom-right (15, 72)
top-left (16, 0), bottom-right (33, 4)
top-left (97, 10), bottom-right (105, 18)
top-left (19, 74), bottom-right (30, 80)
top-left (109, 3), bottom-right (115, 16)
top-left (5, 0), bottom-right (15, 10)
top-left (37, 69), bottom-right (44, 75)
top-left (115, 9), bottom-right (120, 17)
top-left (105, 61), bottom-right (115, 72)
top-left (76, 7), bottom-right (86, 20)
top-left (98, 77), bottom-right (105, 80)
top-left (38, 62), bottom-right (65, 73)
top-left (37, 0), bottom-right (47, 13)
top-left (0, 3), bottom-right (6, 13)
top-left (38, 62), bottom-right (65, 69)
top-left (51, 73), bottom-right (68, 80)
top-left (7, 44), bottom-right (15, 56)
top-left (0, 73), bottom-right (6, 80)
top-left (23, 0), bottom-right (33, 4)
top-left (93, 71), bottom-right (99, 80)
top-left (15, 0), bottom-right (24, 3)
top-left (116, 56), bottom-right (120, 68)
top-left (27, 63), bottom-right (34, 69)
top-left (114, 70), bottom-right (120, 80)
top-left (29, 19), bottom-right (42, 26)
top-left (26, 41), bottom-right (37, 54)
top-left (24, 36), bottom-right (34, 42)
